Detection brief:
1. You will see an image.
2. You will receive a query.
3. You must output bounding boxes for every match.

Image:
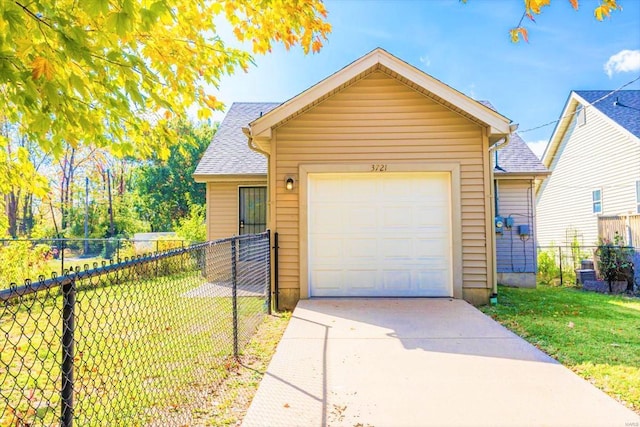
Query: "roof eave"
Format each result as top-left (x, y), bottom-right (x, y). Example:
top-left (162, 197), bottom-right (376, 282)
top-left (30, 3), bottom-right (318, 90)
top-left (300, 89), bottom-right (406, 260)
top-left (543, 91), bottom-right (640, 170)
top-left (541, 92), bottom-right (580, 168)
top-left (494, 171), bottom-right (551, 178)
top-left (193, 173), bottom-right (267, 183)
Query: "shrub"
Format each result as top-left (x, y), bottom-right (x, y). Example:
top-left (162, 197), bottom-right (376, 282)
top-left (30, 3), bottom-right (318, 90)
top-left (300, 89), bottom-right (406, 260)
top-left (0, 241), bottom-right (53, 285)
top-left (537, 245), bottom-right (580, 286)
top-left (174, 203), bottom-right (206, 244)
top-left (596, 233), bottom-right (634, 292)
top-left (100, 237), bottom-right (122, 259)
top-left (156, 237), bottom-right (184, 252)
top-left (537, 248), bottom-right (560, 285)
top-left (117, 240), bottom-right (138, 260)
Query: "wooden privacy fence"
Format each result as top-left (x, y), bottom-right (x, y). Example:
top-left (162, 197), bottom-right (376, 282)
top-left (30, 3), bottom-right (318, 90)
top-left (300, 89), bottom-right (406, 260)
top-left (598, 214), bottom-right (640, 247)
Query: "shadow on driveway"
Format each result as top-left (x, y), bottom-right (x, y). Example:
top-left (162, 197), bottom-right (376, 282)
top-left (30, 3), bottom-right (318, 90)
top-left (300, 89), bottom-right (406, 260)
top-left (242, 298), bottom-right (639, 427)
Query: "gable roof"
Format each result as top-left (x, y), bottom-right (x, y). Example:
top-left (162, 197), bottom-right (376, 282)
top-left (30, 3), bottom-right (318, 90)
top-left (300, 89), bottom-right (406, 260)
top-left (193, 102), bottom-right (279, 179)
top-left (248, 48), bottom-right (513, 144)
top-left (541, 90), bottom-right (640, 169)
top-left (574, 90), bottom-right (640, 138)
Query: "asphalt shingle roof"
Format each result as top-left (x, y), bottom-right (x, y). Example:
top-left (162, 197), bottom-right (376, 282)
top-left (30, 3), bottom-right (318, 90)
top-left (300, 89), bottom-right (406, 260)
top-left (194, 102), bottom-right (280, 175)
top-left (493, 132), bottom-right (549, 175)
top-left (195, 100), bottom-right (547, 176)
top-left (479, 100), bottom-right (548, 175)
top-left (575, 90), bottom-right (640, 138)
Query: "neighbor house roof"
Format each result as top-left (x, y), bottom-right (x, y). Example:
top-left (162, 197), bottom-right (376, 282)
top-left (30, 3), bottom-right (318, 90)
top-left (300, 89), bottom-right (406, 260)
top-left (193, 102), bottom-right (279, 179)
top-left (541, 90), bottom-right (640, 169)
top-left (574, 90), bottom-right (640, 138)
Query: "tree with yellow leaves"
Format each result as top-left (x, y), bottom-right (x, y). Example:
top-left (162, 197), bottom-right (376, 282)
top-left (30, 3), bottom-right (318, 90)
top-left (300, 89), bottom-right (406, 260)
top-left (513, 0), bottom-right (620, 42)
top-left (463, 0), bottom-right (621, 42)
top-left (0, 0), bottom-right (331, 161)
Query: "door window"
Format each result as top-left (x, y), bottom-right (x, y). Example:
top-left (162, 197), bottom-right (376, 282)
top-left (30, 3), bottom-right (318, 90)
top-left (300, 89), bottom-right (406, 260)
top-left (239, 187), bottom-right (267, 235)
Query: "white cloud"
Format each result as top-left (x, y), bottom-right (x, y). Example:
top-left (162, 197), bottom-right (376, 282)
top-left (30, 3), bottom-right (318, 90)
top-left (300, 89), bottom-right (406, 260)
top-left (526, 140), bottom-right (548, 159)
top-left (604, 49), bottom-right (640, 78)
top-left (419, 56), bottom-right (431, 67)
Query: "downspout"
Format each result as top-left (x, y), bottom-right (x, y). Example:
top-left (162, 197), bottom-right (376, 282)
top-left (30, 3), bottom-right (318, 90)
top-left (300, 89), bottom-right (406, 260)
top-left (488, 135), bottom-right (510, 152)
top-left (243, 126), bottom-right (271, 230)
top-left (243, 127), bottom-right (269, 157)
top-left (243, 127), bottom-right (276, 308)
top-left (487, 124), bottom-right (519, 299)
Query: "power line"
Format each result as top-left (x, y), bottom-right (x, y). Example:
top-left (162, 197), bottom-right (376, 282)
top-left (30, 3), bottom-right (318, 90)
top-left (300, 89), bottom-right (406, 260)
top-left (518, 75), bottom-right (640, 134)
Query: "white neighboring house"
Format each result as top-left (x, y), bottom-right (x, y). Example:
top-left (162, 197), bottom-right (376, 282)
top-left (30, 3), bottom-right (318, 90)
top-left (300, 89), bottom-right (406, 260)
top-left (536, 90), bottom-right (640, 248)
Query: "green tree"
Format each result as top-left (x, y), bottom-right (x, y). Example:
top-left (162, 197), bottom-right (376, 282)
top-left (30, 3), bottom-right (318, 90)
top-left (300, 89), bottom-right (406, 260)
top-left (0, 120), bottom-right (49, 237)
top-left (174, 201), bottom-right (206, 244)
top-left (132, 120), bottom-right (213, 231)
top-left (0, 0), bottom-right (331, 180)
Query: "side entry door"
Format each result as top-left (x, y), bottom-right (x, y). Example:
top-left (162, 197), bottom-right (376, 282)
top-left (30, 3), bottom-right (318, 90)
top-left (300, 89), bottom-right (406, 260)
top-left (239, 187), bottom-right (267, 235)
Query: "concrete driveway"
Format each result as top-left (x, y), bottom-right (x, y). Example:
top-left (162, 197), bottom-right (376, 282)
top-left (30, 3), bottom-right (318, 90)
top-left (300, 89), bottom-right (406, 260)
top-left (242, 298), bottom-right (639, 427)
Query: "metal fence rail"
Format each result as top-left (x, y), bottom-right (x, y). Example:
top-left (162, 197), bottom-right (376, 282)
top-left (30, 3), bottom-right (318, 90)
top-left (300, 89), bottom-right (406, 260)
top-left (1, 232), bottom-right (271, 426)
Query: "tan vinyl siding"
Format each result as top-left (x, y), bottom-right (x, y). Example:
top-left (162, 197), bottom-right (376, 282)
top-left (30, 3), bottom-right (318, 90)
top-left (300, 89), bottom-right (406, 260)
top-left (273, 71), bottom-right (489, 294)
top-left (495, 179), bottom-right (536, 273)
top-left (206, 180), bottom-right (267, 241)
top-left (537, 104), bottom-right (640, 247)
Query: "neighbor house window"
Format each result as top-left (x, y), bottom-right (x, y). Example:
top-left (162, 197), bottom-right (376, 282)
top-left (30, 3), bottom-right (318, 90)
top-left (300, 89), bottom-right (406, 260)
top-left (592, 189), bottom-right (602, 214)
top-left (636, 181), bottom-right (640, 213)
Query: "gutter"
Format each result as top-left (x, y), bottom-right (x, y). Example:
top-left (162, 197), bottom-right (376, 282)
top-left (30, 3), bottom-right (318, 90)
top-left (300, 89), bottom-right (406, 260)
top-left (242, 127), bottom-right (269, 157)
top-left (494, 172), bottom-right (552, 178)
top-left (488, 123), bottom-right (519, 152)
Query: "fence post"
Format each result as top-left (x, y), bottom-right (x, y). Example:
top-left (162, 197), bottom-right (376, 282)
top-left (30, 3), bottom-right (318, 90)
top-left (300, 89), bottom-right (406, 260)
top-left (267, 231), bottom-right (272, 315)
top-left (155, 240), bottom-right (159, 277)
top-left (606, 246), bottom-right (612, 293)
top-left (61, 277), bottom-right (76, 427)
top-left (273, 232), bottom-right (279, 313)
top-left (231, 238), bottom-right (238, 359)
top-left (558, 246), bottom-right (563, 286)
top-left (61, 239), bottom-right (65, 275)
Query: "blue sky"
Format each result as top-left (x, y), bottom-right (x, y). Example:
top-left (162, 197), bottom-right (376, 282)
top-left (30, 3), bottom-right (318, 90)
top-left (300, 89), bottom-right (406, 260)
top-left (212, 0), bottom-right (640, 157)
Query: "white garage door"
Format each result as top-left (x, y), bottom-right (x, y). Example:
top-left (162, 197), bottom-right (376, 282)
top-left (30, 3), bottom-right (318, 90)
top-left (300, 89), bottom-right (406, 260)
top-left (308, 172), bottom-right (452, 297)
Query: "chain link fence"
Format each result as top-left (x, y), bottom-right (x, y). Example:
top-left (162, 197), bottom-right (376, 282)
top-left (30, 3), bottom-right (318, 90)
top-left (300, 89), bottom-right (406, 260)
top-left (1, 232), bottom-right (271, 426)
top-left (537, 244), bottom-right (639, 290)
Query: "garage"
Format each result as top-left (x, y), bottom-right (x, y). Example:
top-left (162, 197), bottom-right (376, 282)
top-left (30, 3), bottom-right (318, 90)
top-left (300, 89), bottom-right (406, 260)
top-left (308, 171), bottom-right (452, 297)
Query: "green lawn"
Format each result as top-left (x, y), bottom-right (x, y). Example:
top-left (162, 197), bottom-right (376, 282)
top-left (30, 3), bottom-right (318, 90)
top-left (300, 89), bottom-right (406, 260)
top-left (481, 284), bottom-right (640, 413)
top-left (1, 267), bottom-right (267, 426)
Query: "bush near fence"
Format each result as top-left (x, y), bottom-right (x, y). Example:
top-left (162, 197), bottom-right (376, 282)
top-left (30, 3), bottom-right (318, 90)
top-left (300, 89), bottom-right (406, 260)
top-left (0, 237), bottom-right (190, 285)
top-left (537, 244), bottom-right (639, 291)
top-left (1, 232), bottom-right (271, 426)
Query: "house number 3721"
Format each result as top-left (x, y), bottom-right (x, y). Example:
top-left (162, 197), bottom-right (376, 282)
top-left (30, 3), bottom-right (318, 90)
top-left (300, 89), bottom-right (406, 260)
top-left (371, 164), bottom-right (387, 172)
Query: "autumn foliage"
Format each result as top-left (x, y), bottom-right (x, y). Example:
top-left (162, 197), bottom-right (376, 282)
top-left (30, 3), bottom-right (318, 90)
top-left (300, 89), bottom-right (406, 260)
top-left (0, 0), bottom-right (331, 161)
top-left (509, 0), bottom-right (621, 42)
